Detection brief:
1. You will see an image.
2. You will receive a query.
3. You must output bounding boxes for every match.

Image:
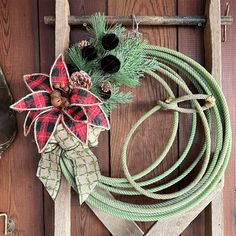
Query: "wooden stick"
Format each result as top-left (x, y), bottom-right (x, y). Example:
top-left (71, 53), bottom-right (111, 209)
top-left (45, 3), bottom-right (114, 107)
top-left (145, 181), bottom-right (224, 236)
top-left (204, 0), bottom-right (222, 85)
top-left (44, 15), bottom-right (233, 26)
top-left (54, 0), bottom-right (71, 235)
top-left (87, 188), bottom-right (144, 236)
top-left (204, 0), bottom-right (224, 235)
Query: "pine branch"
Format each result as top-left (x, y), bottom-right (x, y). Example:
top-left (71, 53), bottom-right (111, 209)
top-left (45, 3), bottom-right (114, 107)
top-left (87, 13), bottom-right (106, 40)
top-left (66, 13), bottom-right (158, 113)
top-left (101, 86), bottom-right (133, 114)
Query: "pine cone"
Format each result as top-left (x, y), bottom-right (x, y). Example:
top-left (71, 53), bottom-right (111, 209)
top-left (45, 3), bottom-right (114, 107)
top-left (100, 82), bottom-right (112, 100)
top-left (70, 71), bottom-right (92, 90)
top-left (79, 40), bottom-right (89, 49)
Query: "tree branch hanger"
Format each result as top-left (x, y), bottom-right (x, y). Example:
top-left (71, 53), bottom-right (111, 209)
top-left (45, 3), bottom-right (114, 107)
top-left (44, 14), bottom-right (233, 27)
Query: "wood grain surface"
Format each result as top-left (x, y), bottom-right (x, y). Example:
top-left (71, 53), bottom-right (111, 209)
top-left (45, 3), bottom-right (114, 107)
top-left (0, 0), bottom-right (235, 235)
top-left (38, 1), bottom-right (55, 235)
top-left (0, 0), bottom-right (44, 235)
top-left (178, 1), bottom-right (206, 236)
top-left (69, 1), bottom-right (110, 236)
top-left (221, 1), bottom-right (236, 236)
top-left (108, 0), bottom-right (178, 232)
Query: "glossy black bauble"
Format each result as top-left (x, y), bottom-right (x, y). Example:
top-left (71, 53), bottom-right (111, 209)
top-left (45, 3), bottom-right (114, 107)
top-left (81, 45), bottom-right (97, 61)
top-left (101, 55), bottom-right (121, 73)
top-left (102, 33), bottom-right (119, 50)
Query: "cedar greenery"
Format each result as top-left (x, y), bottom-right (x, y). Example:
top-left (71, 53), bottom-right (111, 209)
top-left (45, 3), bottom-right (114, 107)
top-left (67, 13), bottom-right (157, 114)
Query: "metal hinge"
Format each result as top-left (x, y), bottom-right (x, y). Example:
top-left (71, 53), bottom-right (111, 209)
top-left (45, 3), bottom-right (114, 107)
top-left (0, 213), bottom-right (15, 235)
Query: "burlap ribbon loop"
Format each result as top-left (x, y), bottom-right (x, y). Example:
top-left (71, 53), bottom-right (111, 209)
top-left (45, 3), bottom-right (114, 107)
top-left (37, 124), bottom-right (102, 204)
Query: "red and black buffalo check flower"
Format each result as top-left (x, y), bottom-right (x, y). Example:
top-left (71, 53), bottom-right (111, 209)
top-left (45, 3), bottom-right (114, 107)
top-left (11, 54), bottom-right (110, 153)
top-left (24, 74), bottom-right (52, 93)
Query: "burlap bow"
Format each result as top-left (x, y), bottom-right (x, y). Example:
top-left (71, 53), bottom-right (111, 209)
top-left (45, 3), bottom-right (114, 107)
top-left (36, 124), bottom-right (102, 204)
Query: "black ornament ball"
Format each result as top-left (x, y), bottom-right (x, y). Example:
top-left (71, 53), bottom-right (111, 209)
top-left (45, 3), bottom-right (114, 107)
top-left (101, 55), bottom-right (121, 73)
top-left (81, 45), bottom-right (97, 61)
top-left (100, 90), bottom-right (112, 100)
top-left (102, 33), bottom-right (119, 50)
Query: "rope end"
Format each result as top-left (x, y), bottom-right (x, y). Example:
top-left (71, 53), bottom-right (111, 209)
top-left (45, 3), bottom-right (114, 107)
top-left (205, 95), bottom-right (216, 108)
top-left (165, 97), bottom-right (174, 104)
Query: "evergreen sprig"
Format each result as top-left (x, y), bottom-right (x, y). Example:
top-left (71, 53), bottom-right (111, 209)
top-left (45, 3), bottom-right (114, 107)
top-left (101, 86), bottom-right (133, 114)
top-left (66, 13), bottom-right (157, 114)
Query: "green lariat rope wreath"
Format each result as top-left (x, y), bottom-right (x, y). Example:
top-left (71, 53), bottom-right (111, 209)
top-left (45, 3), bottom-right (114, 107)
top-left (10, 14), bottom-right (231, 221)
top-left (61, 45), bottom-right (231, 221)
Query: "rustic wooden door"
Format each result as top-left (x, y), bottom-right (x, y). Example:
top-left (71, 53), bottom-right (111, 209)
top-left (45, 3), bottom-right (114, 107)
top-left (0, 0), bottom-right (235, 235)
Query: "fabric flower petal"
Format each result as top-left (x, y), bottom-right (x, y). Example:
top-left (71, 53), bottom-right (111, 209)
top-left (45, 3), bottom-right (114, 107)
top-left (37, 146), bottom-right (62, 200)
top-left (34, 108), bottom-right (61, 153)
top-left (63, 106), bottom-right (87, 122)
top-left (24, 74), bottom-right (52, 92)
top-left (50, 54), bottom-right (69, 89)
top-left (62, 115), bottom-right (88, 144)
top-left (24, 108), bottom-right (54, 136)
top-left (70, 88), bottom-right (102, 106)
top-left (84, 105), bottom-right (110, 129)
top-left (10, 91), bottom-right (52, 112)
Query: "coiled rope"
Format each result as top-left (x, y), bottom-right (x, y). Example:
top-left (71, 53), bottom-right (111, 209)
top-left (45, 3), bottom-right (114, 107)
top-left (60, 45), bottom-right (232, 221)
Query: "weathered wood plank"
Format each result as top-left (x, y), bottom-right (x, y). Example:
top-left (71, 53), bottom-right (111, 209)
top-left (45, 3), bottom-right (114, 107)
top-left (204, 1), bottom-right (223, 236)
top-left (204, 0), bottom-right (222, 84)
top-left (221, 1), bottom-right (236, 235)
top-left (108, 0), bottom-right (178, 232)
top-left (55, 177), bottom-right (71, 236)
top-left (178, 1), bottom-right (205, 235)
top-left (38, 1), bottom-right (56, 235)
top-left (209, 190), bottom-right (224, 236)
top-left (54, 0), bottom-right (71, 235)
top-left (0, 0), bottom-right (44, 235)
top-left (145, 181), bottom-right (224, 236)
top-left (87, 188), bottom-right (144, 236)
top-left (68, 1), bottom-right (111, 235)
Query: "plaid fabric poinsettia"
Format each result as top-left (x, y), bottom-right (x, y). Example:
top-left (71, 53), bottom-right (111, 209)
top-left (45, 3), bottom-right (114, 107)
top-left (11, 54), bottom-right (110, 153)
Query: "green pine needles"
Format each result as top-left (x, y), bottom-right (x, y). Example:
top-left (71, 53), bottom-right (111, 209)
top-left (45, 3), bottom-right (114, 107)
top-left (67, 13), bottom-right (157, 114)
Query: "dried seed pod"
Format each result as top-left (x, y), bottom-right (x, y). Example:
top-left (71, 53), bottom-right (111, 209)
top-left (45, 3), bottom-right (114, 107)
top-left (53, 81), bottom-right (69, 92)
top-left (50, 90), bottom-right (70, 108)
top-left (60, 82), bottom-right (65, 89)
top-left (54, 83), bottom-right (61, 89)
top-left (50, 90), bottom-right (62, 107)
top-left (61, 97), bottom-right (70, 109)
top-left (69, 71), bottom-right (92, 90)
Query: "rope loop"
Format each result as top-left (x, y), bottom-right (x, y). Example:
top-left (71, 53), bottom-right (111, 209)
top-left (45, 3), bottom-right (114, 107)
top-left (61, 45), bottom-right (232, 222)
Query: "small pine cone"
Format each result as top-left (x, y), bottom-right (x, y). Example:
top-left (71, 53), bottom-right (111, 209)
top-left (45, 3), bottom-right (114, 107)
top-left (79, 40), bottom-right (89, 49)
top-left (100, 81), bottom-right (111, 93)
top-left (69, 71), bottom-right (92, 90)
